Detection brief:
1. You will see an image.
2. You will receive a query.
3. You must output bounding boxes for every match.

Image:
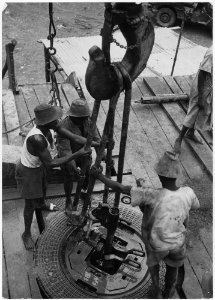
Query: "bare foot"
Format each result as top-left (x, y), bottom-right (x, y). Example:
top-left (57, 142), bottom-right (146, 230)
top-left (173, 138), bottom-right (182, 154)
top-left (65, 203), bottom-right (73, 217)
top-left (22, 232), bottom-right (35, 250)
top-left (185, 131), bottom-right (203, 144)
top-left (66, 210), bottom-right (85, 226)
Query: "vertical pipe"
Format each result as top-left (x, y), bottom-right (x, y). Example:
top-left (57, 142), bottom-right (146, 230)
top-left (114, 65), bottom-right (132, 207)
top-left (44, 46), bottom-right (51, 82)
top-left (171, 16), bottom-right (185, 76)
top-left (103, 99), bottom-right (116, 203)
top-left (104, 207), bottom-right (119, 255)
top-left (5, 40), bottom-right (18, 93)
top-left (81, 91), bottom-right (121, 216)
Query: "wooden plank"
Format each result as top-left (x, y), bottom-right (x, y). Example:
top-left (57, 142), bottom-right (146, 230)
top-left (173, 75), bottom-right (191, 95)
top-left (2, 109), bottom-right (9, 145)
top-left (2, 89), bottom-right (23, 146)
top-left (13, 199), bottom-right (42, 299)
top-left (184, 74), bottom-right (195, 87)
top-left (27, 272), bottom-right (42, 299)
top-left (14, 91), bottom-right (33, 138)
top-left (2, 200), bottom-right (32, 298)
top-left (33, 83), bottom-right (69, 117)
top-left (163, 76), bottom-right (184, 95)
top-left (21, 86), bottom-right (40, 119)
top-left (2, 244), bottom-right (10, 298)
top-left (33, 83), bottom-right (52, 104)
top-left (199, 227), bottom-right (212, 259)
top-left (61, 83), bottom-right (79, 107)
top-left (2, 180), bottom-right (111, 202)
top-left (144, 76), bottom-right (212, 178)
top-left (186, 238), bottom-right (212, 287)
top-left (183, 257), bottom-right (203, 299)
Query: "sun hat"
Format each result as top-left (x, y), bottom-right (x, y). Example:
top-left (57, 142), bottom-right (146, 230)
top-left (34, 103), bottom-right (63, 126)
top-left (67, 98), bottom-right (90, 117)
top-left (154, 151), bottom-right (181, 178)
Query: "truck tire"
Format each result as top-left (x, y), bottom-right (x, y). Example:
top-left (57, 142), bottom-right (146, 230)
top-left (156, 7), bottom-right (177, 27)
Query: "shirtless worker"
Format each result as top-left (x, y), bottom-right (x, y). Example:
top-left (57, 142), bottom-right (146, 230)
top-left (174, 46), bottom-right (212, 154)
top-left (15, 103), bottom-right (92, 250)
top-left (91, 151), bottom-right (200, 298)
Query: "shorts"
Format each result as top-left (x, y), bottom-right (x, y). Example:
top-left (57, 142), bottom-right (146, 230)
top-left (15, 159), bottom-right (47, 199)
top-left (141, 228), bottom-right (186, 268)
top-left (145, 243), bottom-right (186, 268)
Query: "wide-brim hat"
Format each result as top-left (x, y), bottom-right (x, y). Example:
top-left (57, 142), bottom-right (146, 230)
top-left (34, 103), bottom-right (63, 125)
top-left (154, 151), bottom-right (181, 178)
top-left (67, 98), bottom-right (90, 117)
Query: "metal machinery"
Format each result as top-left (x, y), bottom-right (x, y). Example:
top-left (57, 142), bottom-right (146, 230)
top-left (35, 3), bottom-right (164, 298)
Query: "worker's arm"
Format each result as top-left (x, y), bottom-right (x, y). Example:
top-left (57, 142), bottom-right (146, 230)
top-left (90, 165), bottom-right (132, 194)
top-left (31, 135), bottom-right (91, 169)
top-left (56, 125), bottom-right (100, 148)
top-left (198, 69), bottom-right (212, 110)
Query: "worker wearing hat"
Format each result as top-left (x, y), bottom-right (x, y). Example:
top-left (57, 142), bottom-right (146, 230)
top-left (56, 97), bottom-right (101, 217)
top-left (15, 103), bottom-right (92, 251)
top-left (91, 151), bottom-right (200, 298)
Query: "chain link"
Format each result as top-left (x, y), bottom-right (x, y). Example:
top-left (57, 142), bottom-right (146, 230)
top-left (112, 36), bottom-right (140, 50)
top-left (47, 3), bottom-right (62, 107)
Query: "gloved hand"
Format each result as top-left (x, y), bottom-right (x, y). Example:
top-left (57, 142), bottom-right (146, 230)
top-left (90, 165), bottom-right (103, 178)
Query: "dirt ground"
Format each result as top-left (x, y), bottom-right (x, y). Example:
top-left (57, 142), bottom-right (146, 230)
top-left (2, 3), bottom-right (212, 237)
top-left (2, 2), bottom-right (105, 84)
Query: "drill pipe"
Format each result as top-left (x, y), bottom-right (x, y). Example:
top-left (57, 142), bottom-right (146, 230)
top-left (114, 63), bottom-right (132, 207)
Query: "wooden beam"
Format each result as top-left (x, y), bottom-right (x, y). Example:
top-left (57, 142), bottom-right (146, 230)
top-left (173, 75), bottom-right (191, 95)
top-left (199, 227), bottom-right (212, 259)
top-left (2, 89), bottom-right (22, 146)
top-left (183, 257), bottom-right (203, 299)
top-left (2, 244), bottom-right (10, 298)
top-left (2, 201), bottom-right (32, 298)
top-left (21, 86), bottom-right (40, 119)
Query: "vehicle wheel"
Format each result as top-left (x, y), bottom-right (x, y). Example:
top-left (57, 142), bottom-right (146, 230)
top-left (156, 7), bottom-right (176, 27)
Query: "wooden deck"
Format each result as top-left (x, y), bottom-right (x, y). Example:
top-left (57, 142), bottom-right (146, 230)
top-left (2, 73), bottom-right (212, 298)
top-left (2, 26), bottom-right (212, 300)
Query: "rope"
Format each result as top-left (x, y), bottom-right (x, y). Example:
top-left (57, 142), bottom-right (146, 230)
top-left (2, 118), bottom-right (35, 134)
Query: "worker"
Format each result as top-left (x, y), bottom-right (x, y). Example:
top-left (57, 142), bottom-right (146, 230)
top-left (90, 151), bottom-right (200, 298)
top-left (56, 97), bottom-right (101, 217)
top-left (15, 103), bottom-right (92, 250)
top-left (174, 46), bottom-right (212, 154)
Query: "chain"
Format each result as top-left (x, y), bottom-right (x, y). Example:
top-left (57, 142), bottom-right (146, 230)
top-left (47, 3), bottom-right (56, 52)
top-left (112, 36), bottom-right (140, 50)
top-left (47, 3), bottom-right (62, 107)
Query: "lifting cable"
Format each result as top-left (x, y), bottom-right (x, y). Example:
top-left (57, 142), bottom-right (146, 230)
top-left (47, 3), bottom-right (62, 107)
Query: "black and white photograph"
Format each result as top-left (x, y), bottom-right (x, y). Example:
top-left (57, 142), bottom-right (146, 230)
top-left (2, 2), bottom-right (213, 298)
